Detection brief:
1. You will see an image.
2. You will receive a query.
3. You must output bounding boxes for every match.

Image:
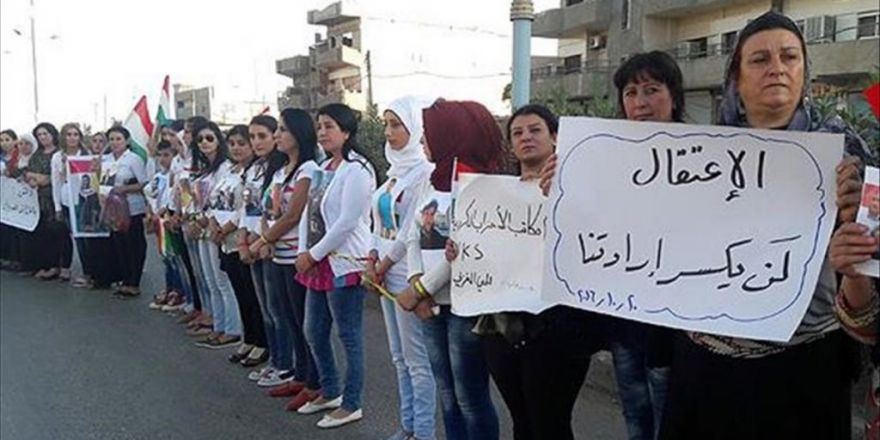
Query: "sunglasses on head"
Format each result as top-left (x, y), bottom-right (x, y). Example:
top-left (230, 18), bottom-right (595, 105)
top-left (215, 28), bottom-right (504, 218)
top-left (198, 134), bottom-right (216, 143)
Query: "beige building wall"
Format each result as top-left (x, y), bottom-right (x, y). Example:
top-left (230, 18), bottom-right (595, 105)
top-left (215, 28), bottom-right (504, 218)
top-left (783, 0), bottom-right (879, 20)
top-left (674, 1), bottom-right (772, 42)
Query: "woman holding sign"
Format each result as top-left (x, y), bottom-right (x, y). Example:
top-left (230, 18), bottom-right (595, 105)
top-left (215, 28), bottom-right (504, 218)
top-left (364, 95), bottom-right (438, 440)
top-left (659, 11), bottom-right (877, 440)
top-left (539, 52), bottom-right (685, 440)
top-left (396, 100), bottom-right (503, 440)
top-left (51, 123), bottom-right (90, 287)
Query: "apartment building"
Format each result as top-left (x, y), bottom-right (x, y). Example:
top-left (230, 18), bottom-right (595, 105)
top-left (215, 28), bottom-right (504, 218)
top-left (532, 0), bottom-right (880, 123)
top-left (277, 0), bottom-right (513, 115)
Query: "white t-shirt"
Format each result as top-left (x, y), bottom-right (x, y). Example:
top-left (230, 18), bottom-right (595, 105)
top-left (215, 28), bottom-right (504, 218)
top-left (101, 149), bottom-right (148, 216)
top-left (266, 160), bottom-right (318, 264)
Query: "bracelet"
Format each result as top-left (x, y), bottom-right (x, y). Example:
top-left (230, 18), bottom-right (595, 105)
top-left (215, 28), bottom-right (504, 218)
top-left (413, 279), bottom-right (430, 299)
top-left (259, 233), bottom-right (273, 245)
top-left (834, 290), bottom-right (879, 329)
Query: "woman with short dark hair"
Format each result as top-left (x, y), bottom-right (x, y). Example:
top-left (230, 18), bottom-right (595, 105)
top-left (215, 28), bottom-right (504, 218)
top-left (659, 11), bottom-right (877, 439)
top-left (102, 125), bottom-right (148, 297)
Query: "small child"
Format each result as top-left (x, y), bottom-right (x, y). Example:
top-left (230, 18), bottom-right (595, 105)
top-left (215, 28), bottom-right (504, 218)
top-left (146, 140), bottom-right (192, 311)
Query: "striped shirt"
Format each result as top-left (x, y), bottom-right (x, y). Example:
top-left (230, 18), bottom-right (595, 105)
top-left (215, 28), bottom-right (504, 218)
top-left (266, 161), bottom-right (317, 265)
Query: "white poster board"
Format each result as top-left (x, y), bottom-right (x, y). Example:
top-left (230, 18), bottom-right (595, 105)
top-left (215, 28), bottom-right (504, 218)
top-left (542, 117), bottom-right (843, 342)
top-left (450, 174), bottom-right (551, 316)
top-left (0, 175), bottom-right (40, 231)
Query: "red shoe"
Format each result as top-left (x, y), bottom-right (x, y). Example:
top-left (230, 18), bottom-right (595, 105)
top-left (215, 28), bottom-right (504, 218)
top-left (268, 380), bottom-right (305, 398)
top-left (286, 388), bottom-right (320, 412)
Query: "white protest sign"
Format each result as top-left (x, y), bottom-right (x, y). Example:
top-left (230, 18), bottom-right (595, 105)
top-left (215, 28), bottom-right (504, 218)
top-left (450, 174), bottom-right (551, 316)
top-left (543, 117), bottom-right (842, 342)
top-left (0, 175), bottom-right (40, 231)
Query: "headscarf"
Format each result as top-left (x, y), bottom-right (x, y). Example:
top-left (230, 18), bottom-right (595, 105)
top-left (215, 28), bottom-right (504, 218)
top-left (384, 95), bottom-right (436, 179)
top-left (423, 100), bottom-right (506, 191)
top-left (718, 11), bottom-right (875, 163)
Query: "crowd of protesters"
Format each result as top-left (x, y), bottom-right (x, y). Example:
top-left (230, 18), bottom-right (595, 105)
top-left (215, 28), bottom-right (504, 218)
top-left (1, 11), bottom-right (878, 440)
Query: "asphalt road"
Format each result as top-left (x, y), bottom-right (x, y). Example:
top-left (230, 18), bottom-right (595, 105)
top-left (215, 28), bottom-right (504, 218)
top-left (0, 246), bottom-right (627, 440)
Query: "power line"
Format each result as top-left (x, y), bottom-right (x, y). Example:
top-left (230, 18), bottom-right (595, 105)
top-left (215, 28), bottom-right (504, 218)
top-left (362, 16), bottom-right (511, 39)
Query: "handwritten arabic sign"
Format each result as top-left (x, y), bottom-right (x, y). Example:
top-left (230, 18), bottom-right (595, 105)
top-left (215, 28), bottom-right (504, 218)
top-left (0, 175), bottom-right (40, 231)
top-left (450, 174), bottom-right (550, 316)
top-left (543, 117), bottom-right (842, 342)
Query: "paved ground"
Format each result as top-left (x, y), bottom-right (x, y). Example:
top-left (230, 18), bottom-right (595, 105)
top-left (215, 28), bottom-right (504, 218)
top-left (0, 246), bottom-right (627, 440)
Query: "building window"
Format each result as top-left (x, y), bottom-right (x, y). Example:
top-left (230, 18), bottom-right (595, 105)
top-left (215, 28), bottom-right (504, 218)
top-left (176, 101), bottom-right (184, 109)
top-left (565, 0), bottom-right (583, 6)
top-left (857, 13), bottom-right (879, 39)
top-left (563, 55), bottom-right (582, 74)
top-left (622, 0), bottom-right (631, 30)
top-left (722, 31), bottom-right (737, 54)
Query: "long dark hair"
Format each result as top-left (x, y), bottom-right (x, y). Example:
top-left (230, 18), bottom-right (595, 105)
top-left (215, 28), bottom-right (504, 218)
top-left (613, 51), bottom-right (685, 123)
top-left (32, 122), bottom-right (59, 151)
top-left (249, 115), bottom-right (287, 192)
top-left (1, 129), bottom-right (18, 141)
top-left (190, 121), bottom-right (228, 176)
top-left (316, 103), bottom-right (375, 175)
top-left (279, 108), bottom-right (318, 186)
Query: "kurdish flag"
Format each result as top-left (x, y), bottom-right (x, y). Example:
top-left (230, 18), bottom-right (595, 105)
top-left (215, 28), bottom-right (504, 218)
top-left (123, 95), bottom-right (154, 163)
top-left (156, 75), bottom-right (174, 127)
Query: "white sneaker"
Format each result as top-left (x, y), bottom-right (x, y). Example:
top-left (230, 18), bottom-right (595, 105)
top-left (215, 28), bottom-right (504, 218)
top-left (298, 395), bottom-right (343, 415)
top-left (317, 408), bottom-right (363, 429)
top-left (257, 369), bottom-right (291, 387)
top-left (248, 366), bottom-right (273, 382)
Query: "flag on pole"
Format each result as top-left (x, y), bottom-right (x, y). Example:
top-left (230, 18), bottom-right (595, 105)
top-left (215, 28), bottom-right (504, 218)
top-left (123, 96), bottom-right (154, 162)
top-left (864, 82), bottom-right (880, 120)
top-left (156, 75), bottom-right (174, 127)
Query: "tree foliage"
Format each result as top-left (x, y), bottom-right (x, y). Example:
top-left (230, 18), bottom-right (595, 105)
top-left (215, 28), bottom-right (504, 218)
top-left (355, 103), bottom-right (390, 184)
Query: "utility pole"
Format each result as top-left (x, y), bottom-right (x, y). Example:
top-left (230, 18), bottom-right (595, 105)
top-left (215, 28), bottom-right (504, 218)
top-left (365, 50), bottom-right (374, 111)
top-left (510, 0), bottom-right (535, 110)
top-left (29, 0), bottom-right (39, 124)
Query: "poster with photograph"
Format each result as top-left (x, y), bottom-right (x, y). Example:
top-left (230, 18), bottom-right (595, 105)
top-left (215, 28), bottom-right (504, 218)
top-left (854, 166), bottom-right (879, 278)
top-left (67, 156), bottom-right (110, 237)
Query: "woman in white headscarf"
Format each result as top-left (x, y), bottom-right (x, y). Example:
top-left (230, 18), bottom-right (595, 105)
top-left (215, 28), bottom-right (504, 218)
top-left (366, 95), bottom-right (438, 440)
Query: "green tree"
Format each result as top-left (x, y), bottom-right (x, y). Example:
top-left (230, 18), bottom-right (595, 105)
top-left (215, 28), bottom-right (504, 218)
top-left (356, 104), bottom-right (390, 183)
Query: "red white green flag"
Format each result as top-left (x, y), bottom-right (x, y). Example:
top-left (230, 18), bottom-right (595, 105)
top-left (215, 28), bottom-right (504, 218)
top-left (123, 95), bottom-right (154, 162)
top-left (156, 75), bottom-right (174, 127)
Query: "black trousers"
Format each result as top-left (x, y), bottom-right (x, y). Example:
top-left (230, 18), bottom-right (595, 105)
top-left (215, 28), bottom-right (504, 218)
top-left (24, 216), bottom-right (67, 272)
top-left (110, 214), bottom-right (146, 289)
top-left (0, 224), bottom-right (22, 265)
top-left (481, 307), bottom-right (598, 440)
top-left (659, 331), bottom-right (852, 440)
top-left (219, 249), bottom-right (267, 348)
top-left (88, 237), bottom-right (120, 288)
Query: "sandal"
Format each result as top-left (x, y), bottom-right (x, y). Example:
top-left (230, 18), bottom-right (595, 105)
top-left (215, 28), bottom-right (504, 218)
top-left (36, 268), bottom-right (59, 280)
top-left (71, 277), bottom-right (92, 288)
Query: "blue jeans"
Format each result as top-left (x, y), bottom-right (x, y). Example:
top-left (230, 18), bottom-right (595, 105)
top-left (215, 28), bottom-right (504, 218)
top-left (611, 342), bottom-right (670, 440)
top-left (304, 285), bottom-right (365, 412)
top-left (381, 275), bottom-right (436, 439)
top-left (197, 240), bottom-right (241, 336)
top-left (185, 236), bottom-right (211, 313)
top-left (251, 261), bottom-right (278, 366)
top-left (163, 254), bottom-right (192, 304)
top-left (422, 306), bottom-right (498, 440)
top-left (267, 262), bottom-right (318, 388)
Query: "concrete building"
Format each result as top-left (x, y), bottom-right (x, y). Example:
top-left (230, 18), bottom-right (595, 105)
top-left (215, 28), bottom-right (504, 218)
top-left (277, 0), bottom-right (513, 115)
top-left (531, 0), bottom-right (880, 123)
top-left (174, 84), bottom-right (213, 121)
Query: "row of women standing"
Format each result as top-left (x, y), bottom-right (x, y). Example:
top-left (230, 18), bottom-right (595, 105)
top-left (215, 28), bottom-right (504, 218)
top-left (0, 122), bottom-right (147, 296)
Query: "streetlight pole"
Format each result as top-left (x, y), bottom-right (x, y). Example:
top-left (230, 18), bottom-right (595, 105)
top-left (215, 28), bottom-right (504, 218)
top-left (510, 0), bottom-right (534, 110)
top-left (29, 0), bottom-right (39, 124)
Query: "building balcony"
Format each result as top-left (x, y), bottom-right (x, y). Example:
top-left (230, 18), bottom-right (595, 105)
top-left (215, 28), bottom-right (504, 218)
top-left (307, 1), bottom-right (360, 26)
top-left (671, 38), bottom-right (880, 90)
top-left (530, 60), bottom-right (613, 99)
top-left (643, 0), bottom-right (737, 18)
top-left (532, 0), bottom-right (612, 38)
top-left (276, 55), bottom-right (311, 79)
top-left (315, 43), bottom-right (363, 70)
top-left (314, 88), bottom-right (366, 112)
